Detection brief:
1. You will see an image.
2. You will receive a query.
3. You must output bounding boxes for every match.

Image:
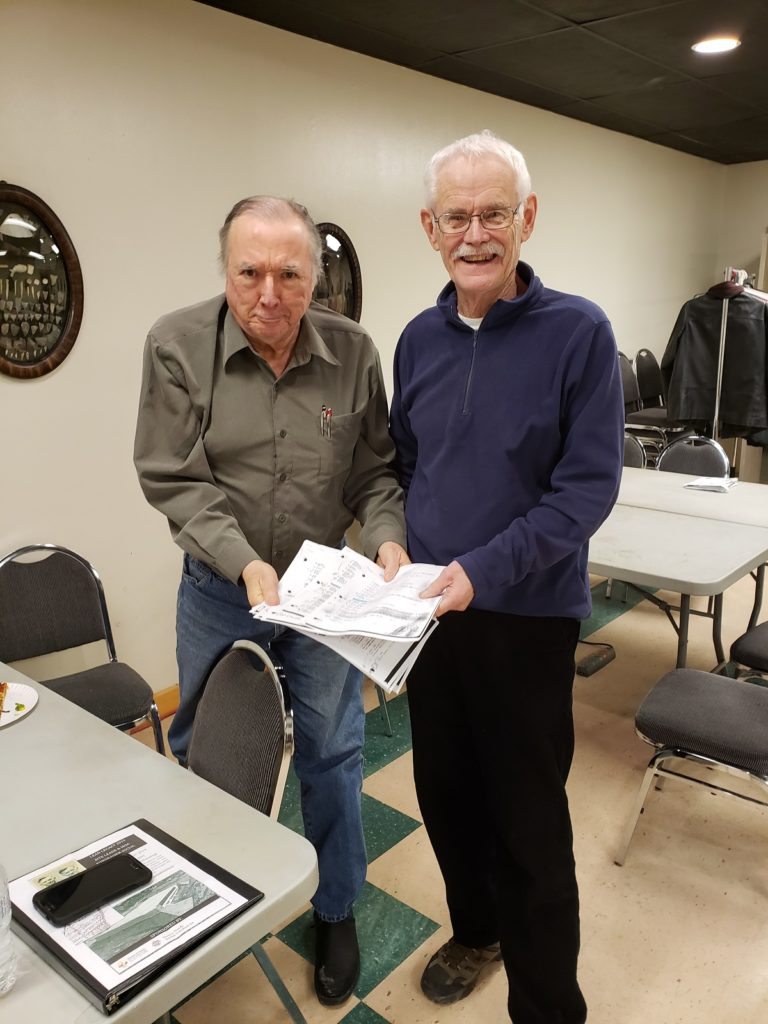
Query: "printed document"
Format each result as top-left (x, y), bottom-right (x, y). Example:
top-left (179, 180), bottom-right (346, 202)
top-left (250, 541), bottom-right (444, 692)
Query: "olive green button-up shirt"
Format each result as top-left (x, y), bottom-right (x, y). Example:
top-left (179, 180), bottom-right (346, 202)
top-left (134, 295), bottom-right (405, 583)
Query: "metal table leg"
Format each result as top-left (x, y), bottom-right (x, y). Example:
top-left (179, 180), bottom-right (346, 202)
top-left (712, 592), bottom-right (725, 666)
top-left (748, 562), bottom-right (765, 630)
top-left (676, 593), bottom-right (691, 668)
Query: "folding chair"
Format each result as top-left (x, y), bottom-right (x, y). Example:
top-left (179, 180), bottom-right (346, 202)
top-left (187, 640), bottom-right (306, 1023)
top-left (0, 543), bottom-right (164, 753)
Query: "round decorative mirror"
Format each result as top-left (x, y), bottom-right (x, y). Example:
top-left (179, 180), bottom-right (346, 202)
top-left (0, 182), bottom-right (84, 379)
top-left (313, 223), bottom-right (362, 323)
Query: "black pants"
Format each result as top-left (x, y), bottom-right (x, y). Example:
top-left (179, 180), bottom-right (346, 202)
top-left (407, 609), bottom-right (586, 1024)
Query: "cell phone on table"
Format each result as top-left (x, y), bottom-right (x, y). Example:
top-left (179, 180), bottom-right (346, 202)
top-left (32, 853), bottom-right (152, 927)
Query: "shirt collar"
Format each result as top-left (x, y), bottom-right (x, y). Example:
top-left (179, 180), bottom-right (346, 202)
top-left (223, 301), bottom-right (341, 370)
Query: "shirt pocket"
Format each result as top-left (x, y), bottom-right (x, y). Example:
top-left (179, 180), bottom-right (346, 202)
top-left (317, 409), bottom-right (364, 479)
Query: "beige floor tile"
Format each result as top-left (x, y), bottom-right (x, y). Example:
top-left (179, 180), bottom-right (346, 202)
top-left (364, 750), bottom-right (422, 822)
top-left (175, 936), bottom-right (358, 1024)
top-left (131, 713), bottom-right (175, 758)
top-left (364, 923), bottom-right (508, 1024)
top-left (366, 825), bottom-right (449, 927)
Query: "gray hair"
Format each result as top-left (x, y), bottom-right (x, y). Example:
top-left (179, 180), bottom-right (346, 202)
top-left (424, 129), bottom-right (532, 207)
top-left (218, 195), bottom-right (324, 283)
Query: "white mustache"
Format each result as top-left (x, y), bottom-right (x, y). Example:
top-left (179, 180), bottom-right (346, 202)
top-left (451, 241), bottom-right (505, 261)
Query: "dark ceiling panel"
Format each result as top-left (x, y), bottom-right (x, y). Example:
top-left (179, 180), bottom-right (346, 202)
top-left (200, 0), bottom-right (442, 65)
top-left (707, 71), bottom-right (768, 109)
top-left (529, 1), bottom-right (682, 21)
top-left (554, 99), bottom-right (661, 138)
top-left (194, 0), bottom-right (768, 162)
top-left (681, 115), bottom-right (768, 162)
top-left (644, 130), bottom-right (734, 163)
top-left (303, 0), bottom-right (567, 53)
top-left (591, 79), bottom-right (758, 132)
top-left (421, 55), bottom-right (574, 109)
top-left (588, 0), bottom-right (768, 78)
top-left (461, 28), bottom-right (684, 99)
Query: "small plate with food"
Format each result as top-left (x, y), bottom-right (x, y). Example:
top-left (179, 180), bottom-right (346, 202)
top-left (0, 680), bottom-right (39, 727)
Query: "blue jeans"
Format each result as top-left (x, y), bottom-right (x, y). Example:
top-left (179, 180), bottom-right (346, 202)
top-left (172, 554), bottom-right (366, 921)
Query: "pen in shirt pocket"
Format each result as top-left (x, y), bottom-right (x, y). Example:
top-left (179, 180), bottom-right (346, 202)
top-left (320, 404), bottom-right (333, 438)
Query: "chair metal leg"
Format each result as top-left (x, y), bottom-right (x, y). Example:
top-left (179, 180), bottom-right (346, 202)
top-left (376, 685), bottom-right (393, 737)
top-left (150, 702), bottom-right (166, 756)
top-left (251, 942), bottom-right (308, 1024)
top-left (615, 752), bottom-right (667, 866)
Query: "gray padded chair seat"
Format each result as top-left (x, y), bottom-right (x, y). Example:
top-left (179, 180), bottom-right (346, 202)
top-left (626, 406), bottom-right (670, 427)
top-left (40, 662), bottom-right (159, 728)
top-left (636, 668), bottom-right (768, 776)
top-left (730, 621), bottom-right (768, 674)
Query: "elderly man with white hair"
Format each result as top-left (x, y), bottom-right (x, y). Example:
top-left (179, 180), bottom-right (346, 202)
top-left (390, 131), bottom-right (624, 1023)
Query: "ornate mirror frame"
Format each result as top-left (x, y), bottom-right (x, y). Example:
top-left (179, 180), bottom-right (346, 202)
top-left (313, 222), bottom-right (363, 323)
top-left (0, 182), bottom-right (84, 379)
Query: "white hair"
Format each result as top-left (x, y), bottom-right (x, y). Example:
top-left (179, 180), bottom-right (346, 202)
top-left (424, 129), bottom-right (532, 206)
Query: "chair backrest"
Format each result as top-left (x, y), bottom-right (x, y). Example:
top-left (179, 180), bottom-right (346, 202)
top-left (656, 435), bottom-right (730, 477)
top-left (634, 348), bottom-right (665, 408)
top-left (623, 432), bottom-right (647, 469)
top-left (618, 352), bottom-right (642, 415)
top-left (187, 641), bottom-right (293, 819)
top-left (0, 544), bottom-right (114, 663)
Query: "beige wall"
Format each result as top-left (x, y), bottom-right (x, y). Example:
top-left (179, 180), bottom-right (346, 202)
top-left (3, 0), bottom-right (757, 687)
top-left (715, 161), bottom-right (768, 285)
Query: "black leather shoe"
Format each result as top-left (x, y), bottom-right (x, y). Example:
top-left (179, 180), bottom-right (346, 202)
top-left (313, 913), bottom-right (360, 1006)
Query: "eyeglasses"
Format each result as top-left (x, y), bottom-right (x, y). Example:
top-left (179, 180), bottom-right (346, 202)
top-left (431, 203), bottom-right (522, 235)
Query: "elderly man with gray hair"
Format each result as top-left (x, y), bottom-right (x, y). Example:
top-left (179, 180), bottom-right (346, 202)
top-left (390, 131), bottom-right (624, 1022)
top-left (134, 195), bottom-right (408, 1006)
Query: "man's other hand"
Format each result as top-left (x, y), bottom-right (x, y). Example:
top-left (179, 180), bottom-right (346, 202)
top-left (376, 541), bottom-right (411, 581)
top-left (420, 560), bottom-right (474, 616)
top-left (242, 559), bottom-right (280, 608)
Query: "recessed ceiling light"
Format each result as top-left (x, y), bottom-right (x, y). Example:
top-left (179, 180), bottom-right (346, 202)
top-left (692, 37), bottom-right (741, 54)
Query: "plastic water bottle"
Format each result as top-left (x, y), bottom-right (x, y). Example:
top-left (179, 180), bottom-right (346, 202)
top-left (0, 862), bottom-right (17, 995)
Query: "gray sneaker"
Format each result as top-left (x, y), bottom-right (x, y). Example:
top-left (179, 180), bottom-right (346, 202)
top-left (420, 938), bottom-right (502, 1004)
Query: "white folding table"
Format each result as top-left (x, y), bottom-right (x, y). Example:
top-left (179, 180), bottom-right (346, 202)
top-left (618, 466), bottom-right (768, 527)
top-left (0, 662), bottom-right (317, 1024)
top-left (589, 478), bottom-right (768, 667)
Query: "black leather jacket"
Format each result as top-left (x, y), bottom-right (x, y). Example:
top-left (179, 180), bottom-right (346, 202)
top-left (661, 290), bottom-right (768, 436)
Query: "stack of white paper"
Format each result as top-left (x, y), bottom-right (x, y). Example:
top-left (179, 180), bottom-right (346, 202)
top-left (683, 476), bottom-right (738, 493)
top-left (250, 541), bottom-right (444, 692)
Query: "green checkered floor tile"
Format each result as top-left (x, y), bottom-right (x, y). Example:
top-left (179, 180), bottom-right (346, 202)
top-left (581, 579), bottom-right (654, 638)
top-left (363, 691), bottom-right (413, 775)
top-left (278, 690), bottom-right (416, 843)
top-left (362, 792), bottom-right (421, 861)
top-left (339, 1002), bottom-right (392, 1024)
top-left (276, 879), bottom-right (439, 998)
top-left (278, 775), bottom-right (419, 862)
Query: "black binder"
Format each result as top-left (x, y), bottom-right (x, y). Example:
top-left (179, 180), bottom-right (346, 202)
top-left (10, 819), bottom-right (264, 1015)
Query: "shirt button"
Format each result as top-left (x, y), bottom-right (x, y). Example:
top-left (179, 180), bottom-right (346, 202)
top-left (278, 472), bottom-right (287, 482)
top-left (277, 512), bottom-right (287, 523)
top-left (279, 429), bottom-right (287, 438)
